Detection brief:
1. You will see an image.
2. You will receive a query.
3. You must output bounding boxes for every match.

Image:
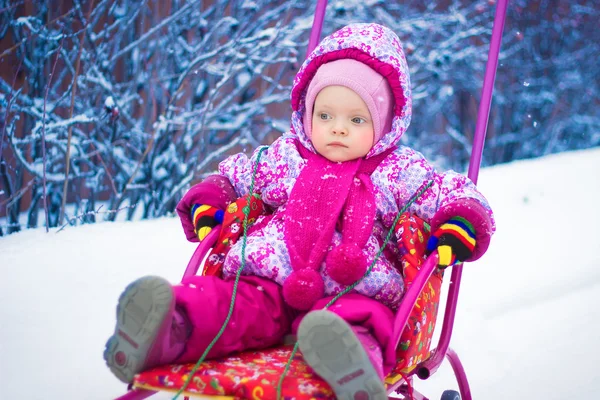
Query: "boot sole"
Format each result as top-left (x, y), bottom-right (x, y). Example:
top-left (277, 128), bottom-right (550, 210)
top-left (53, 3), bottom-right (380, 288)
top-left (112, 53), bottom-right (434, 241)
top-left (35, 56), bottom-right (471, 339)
top-left (103, 276), bottom-right (174, 383)
top-left (298, 310), bottom-right (388, 400)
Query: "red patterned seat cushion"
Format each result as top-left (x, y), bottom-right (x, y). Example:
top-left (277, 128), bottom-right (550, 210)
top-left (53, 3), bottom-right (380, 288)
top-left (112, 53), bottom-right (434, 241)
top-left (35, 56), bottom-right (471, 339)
top-left (393, 213), bottom-right (443, 375)
top-left (133, 345), bottom-right (336, 399)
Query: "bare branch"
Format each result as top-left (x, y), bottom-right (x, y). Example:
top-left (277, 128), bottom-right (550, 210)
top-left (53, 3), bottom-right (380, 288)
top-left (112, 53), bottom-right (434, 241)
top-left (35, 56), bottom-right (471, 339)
top-left (41, 33), bottom-right (66, 232)
top-left (59, 0), bottom-right (96, 225)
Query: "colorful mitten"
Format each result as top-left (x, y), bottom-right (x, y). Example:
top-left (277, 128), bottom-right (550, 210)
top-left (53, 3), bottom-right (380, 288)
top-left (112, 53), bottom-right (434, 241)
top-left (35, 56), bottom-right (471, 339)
top-left (191, 204), bottom-right (225, 241)
top-left (426, 217), bottom-right (476, 268)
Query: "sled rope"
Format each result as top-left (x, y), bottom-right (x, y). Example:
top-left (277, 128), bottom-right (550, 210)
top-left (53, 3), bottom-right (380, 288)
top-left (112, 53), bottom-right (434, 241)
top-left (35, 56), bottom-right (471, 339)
top-left (173, 147), bottom-right (268, 399)
top-left (275, 178), bottom-right (434, 399)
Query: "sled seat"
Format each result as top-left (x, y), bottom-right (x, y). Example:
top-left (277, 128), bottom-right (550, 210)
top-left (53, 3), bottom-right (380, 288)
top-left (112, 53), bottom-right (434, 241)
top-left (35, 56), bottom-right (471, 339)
top-left (133, 344), bottom-right (417, 399)
top-left (133, 345), bottom-right (333, 399)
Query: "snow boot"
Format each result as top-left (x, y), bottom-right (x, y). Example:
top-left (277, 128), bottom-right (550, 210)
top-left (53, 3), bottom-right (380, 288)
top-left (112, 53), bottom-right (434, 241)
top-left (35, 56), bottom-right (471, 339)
top-left (297, 310), bottom-right (387, 400)
top-left (104, 276), bottom-right (190, 383)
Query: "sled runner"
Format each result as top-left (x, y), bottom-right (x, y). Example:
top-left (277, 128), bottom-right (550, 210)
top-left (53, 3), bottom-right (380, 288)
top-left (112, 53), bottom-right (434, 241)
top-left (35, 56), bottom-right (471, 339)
top-left (114, 0), bottom-right (507, 398)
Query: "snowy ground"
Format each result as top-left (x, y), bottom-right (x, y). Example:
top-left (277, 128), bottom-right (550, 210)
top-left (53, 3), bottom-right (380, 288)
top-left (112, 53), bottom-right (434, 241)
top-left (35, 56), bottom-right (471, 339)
top-left (1, 148), bottom-right (599, 400)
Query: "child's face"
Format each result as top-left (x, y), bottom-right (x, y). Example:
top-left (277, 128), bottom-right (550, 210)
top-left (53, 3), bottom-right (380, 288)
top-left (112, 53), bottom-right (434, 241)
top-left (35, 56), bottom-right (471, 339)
top-left (310, 86), bottom-right (374, 162)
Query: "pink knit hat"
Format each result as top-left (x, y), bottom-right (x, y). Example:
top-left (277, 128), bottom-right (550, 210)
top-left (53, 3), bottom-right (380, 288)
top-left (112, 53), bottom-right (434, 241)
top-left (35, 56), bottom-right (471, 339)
top-left (303, 59), bottom-right (394, 144)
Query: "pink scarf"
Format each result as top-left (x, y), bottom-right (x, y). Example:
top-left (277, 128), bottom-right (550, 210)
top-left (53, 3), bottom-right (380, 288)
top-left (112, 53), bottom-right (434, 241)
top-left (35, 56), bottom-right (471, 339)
top-left (282, 143), bottom-right (394, 310)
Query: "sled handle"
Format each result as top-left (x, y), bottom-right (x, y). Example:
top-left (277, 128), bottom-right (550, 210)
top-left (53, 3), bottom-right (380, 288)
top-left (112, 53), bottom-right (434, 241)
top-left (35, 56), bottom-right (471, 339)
top-left (181, 226), bottom-right (221, 280)
top-left (420, 0), bottom-right (509, 380)
top-left (306, 0), bottom-right (328, 57)
top-left (468, 0), bottom-right (508, 185)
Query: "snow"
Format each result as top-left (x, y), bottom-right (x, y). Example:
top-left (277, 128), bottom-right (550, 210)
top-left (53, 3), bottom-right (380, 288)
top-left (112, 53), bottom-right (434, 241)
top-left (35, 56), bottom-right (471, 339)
top-left (1, 148), bottom-right (599, 400)
top-left (104, 96), bottom-right (116, 109)
top-left (32, 113), bottom-right (94, 135)
top-left (241, 0), bottom-right (258, 11)
top-left (15, 16), bottom-right (37, 30)
top-left (236, 71), bottom-right (252, 88)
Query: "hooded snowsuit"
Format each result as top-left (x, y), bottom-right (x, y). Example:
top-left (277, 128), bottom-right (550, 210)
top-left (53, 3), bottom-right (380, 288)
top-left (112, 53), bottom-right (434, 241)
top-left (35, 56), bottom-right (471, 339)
top-left (174, 23), bottom-right (495, 375)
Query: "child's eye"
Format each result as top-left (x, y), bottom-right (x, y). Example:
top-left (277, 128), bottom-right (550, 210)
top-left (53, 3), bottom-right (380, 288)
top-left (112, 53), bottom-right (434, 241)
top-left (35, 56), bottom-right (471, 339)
top-left (352, 117), bottom-right (366, 124)
top-left (319, 113), bottom-right (331, 120)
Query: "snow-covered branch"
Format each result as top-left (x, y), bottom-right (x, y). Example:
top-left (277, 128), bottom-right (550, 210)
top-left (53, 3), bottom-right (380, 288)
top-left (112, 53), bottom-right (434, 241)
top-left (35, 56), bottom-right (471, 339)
top-left (1, 0), bottom-right (598, 236)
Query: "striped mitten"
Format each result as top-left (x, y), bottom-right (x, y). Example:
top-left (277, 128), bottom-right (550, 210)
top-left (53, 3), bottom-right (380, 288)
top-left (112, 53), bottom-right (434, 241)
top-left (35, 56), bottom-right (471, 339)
top-left (191, 204), bottom-right (225, 241)
top-left (426, 217), bottom-right (476, 268)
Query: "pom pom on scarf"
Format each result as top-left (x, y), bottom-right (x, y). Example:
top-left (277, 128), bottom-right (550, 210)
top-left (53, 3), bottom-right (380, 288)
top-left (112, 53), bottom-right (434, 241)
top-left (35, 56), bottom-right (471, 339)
top-left (282, 268), bottom-right (324, 310)
top-left (325, 243), bottom-right (367, 285)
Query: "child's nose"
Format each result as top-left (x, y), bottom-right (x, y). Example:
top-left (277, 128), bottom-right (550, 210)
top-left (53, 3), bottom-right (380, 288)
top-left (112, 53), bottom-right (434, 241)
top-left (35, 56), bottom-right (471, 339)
top-left (332, 122), bottom-right (347, 135)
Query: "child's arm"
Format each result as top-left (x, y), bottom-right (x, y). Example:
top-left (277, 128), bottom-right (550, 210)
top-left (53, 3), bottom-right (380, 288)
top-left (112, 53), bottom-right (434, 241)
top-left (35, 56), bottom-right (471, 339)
top-left (426, 170), bottom-right (494, 263)
top-left (176, 175), bottom-right (237, 242)
top-left (176, 135), bottom-right (302, 242)
top-left (218, 134), bottom-right (304, 206)
top-left (391, 146), bottom-right (495, 263)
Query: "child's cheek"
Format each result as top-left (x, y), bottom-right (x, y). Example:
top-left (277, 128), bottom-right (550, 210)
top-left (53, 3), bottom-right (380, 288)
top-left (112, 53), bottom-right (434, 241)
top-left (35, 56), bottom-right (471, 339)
top-left (361, 128), bottom-right (375, 149)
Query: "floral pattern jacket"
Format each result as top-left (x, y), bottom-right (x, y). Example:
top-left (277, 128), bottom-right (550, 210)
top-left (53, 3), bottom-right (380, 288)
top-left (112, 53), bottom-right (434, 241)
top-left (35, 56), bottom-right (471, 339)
top-left (177, 23), bottom-right (495, 310)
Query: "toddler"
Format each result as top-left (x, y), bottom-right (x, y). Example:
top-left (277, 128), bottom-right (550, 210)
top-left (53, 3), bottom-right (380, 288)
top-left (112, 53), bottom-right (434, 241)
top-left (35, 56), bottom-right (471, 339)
top-left (104, 23), bottom-right (495, 399)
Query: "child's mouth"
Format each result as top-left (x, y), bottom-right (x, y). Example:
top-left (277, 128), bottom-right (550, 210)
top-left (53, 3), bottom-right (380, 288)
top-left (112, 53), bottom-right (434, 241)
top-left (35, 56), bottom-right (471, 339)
top-left (328, 142), bottom-right (348, 148)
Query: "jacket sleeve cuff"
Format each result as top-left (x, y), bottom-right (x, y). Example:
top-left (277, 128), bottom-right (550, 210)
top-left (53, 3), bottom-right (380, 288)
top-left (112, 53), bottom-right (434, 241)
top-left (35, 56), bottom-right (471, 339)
top-left (430, 198), bottom-right (493, 262)
top-left (176, 175), bottom-right (237, 242)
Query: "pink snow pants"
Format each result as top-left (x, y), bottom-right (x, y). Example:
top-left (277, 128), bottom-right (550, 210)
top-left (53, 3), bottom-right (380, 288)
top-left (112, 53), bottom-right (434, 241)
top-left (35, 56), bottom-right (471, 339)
top-left (173, 275), bottom-right (397, 376)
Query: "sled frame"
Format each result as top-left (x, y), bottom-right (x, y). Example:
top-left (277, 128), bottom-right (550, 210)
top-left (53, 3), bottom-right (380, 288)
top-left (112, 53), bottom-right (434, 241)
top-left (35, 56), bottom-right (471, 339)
top-left (115, 0), bottom-right (508, 398)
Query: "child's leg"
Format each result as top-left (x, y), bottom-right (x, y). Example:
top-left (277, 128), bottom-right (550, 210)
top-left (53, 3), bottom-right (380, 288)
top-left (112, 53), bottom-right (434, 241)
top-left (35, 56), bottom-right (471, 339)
top-left (297, 310), bottom-right (388, 400)
top-left (306, 293), bottom-right (397, 375)
top-left (173, 274), bottom-right (295, 362)
top-left (104, 276), bottom-right (190, 383)
top-left (105, 274), bottom-right (294, 384)
top-left (294, 294), bottom-right (396, 399)
top-left (352, 325), bottom-right (385, 380)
